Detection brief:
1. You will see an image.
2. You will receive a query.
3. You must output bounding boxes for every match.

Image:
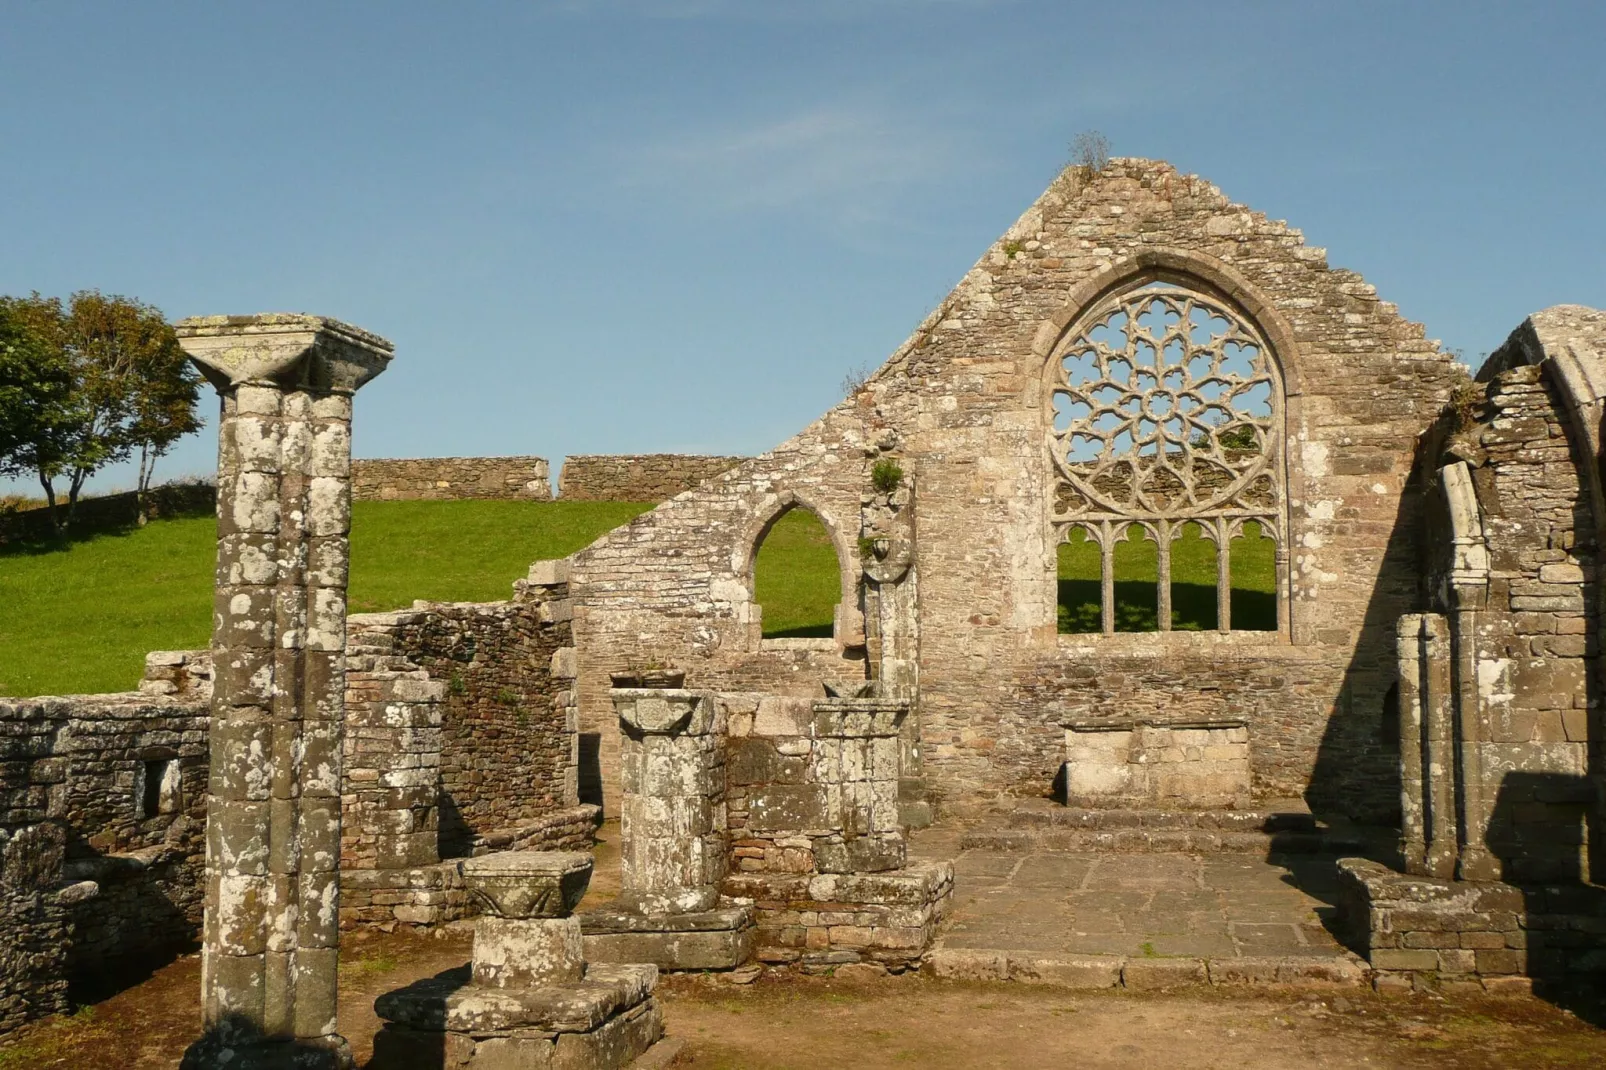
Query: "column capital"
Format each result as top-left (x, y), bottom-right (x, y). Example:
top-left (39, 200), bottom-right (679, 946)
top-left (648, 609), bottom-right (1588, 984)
top-left (175, 313), bottom-right (393, 396)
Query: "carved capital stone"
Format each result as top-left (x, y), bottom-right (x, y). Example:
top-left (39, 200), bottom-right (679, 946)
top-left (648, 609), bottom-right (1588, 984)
top-left (175, 313), bottom-right (393, 396)
top-left (614, 689), bottom-right (711, 736)
top-left (461, 851), bottom-right (593, 919)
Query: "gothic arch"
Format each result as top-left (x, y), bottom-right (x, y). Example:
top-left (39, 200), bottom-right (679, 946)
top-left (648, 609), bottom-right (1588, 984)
top-left (1036, 249), bottom-right (1300, 636)
top-left (733, 488), bottom-right (860, 647)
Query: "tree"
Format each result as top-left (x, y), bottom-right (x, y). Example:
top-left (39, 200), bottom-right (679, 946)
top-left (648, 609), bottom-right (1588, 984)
top-left (0, 301), bottom-right (72, 487)
top-left (0, 291), bottom-right (201, 532)
top-left (124, 311), bottom-right (202, 522)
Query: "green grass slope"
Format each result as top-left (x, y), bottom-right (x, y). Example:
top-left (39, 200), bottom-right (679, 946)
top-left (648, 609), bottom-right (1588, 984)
top-left (754, 509), bottom-right (841, 639)
top-left (1057, 520), bottom-right (1277, 632)
top-left (1, 496), bottom-right (1280, 698)
top-left (0, 500), bottom-right (651, 698)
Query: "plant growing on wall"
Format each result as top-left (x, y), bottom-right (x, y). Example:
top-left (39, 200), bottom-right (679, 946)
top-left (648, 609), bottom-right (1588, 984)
top-left (871, 458), bottom-right (903, 494)
top-left (1071, 130), bottom-right (1110, 172)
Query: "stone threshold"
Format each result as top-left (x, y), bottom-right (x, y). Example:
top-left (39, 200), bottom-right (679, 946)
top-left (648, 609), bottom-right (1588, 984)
top-left (924, 947), bottom-right (1367, 989)
top-left (961, 804), bottom-right (1395, 855)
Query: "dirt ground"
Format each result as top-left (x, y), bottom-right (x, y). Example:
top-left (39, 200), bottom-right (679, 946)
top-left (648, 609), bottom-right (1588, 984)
top-left (4, 930), bottom-right (1606, 1069)
top-left (5, 829), bottom-right (1603, 1068)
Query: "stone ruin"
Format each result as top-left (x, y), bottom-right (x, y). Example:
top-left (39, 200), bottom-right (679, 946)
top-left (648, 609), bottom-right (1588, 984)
top-left (2, 159), bottom-right (1606, 1060)
top-left (373, 851), bottom-right (662, 1069)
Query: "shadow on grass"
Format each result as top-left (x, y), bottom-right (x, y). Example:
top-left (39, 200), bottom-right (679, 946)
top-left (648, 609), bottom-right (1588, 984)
top-left (1057, 579), bottom-right (1276, 632)
top-left (0, 492), bottom-right (214, 558)
top-left (762, 623), bottom-right (834, 639)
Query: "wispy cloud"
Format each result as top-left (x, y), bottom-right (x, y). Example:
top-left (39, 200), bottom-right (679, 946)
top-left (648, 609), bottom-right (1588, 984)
top-left (617, 104), bottom-right (961, 227)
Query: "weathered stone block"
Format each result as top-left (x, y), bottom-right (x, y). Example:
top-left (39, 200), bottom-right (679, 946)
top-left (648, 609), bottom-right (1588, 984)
top-left (746, 785), bottom-right (827, 832)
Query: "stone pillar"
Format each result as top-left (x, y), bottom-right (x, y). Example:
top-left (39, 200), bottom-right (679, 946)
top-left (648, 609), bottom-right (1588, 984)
top-left (810, 699), bottom-right (907, 873)
top-left (177, 315), bottom-right (392, 1069)
top-left (461, 852), bottom-right (591, 990)
top-left (615, 689), bottom-right (725, 913)
top-left (861, 467), bottom-right (927, 827)
top-left (1421, 614), bottom-right (1458, 880)
top-left (1396, 615), bottom-right (1427, 875)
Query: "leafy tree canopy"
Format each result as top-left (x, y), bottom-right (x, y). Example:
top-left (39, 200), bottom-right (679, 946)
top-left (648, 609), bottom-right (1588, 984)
top-left (0, 291), bottom-right (201, 530)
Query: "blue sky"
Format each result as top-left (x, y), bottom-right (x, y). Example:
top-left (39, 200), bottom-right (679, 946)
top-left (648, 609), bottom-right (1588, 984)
top-left (2, 0), bottom-right (1602, 495)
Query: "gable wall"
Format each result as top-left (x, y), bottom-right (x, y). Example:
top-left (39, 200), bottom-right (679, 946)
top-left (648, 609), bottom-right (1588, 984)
top-left (571, 160), bottom-right (1463, 821)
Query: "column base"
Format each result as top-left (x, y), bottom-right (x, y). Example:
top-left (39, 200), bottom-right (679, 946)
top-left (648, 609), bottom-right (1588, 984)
top-left (180, 1031), bottom-right (354, 1070)
top-left (1457, 846), bottom-right (1502, 882)
top-left (373, 962), bottom-right (661, 1070)
top-left (580, 902), bottom-right (755, 970)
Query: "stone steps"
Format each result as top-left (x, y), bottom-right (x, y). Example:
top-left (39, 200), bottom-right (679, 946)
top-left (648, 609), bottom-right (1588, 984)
top-left (1012, 805), bottom-right (1320, 833)
top-left (924, 947), bottom-right (1367, 989)
top-left (959, 826), bottom-right (1366, 854)
top-left (956, 803), bottom-right (1394, 855)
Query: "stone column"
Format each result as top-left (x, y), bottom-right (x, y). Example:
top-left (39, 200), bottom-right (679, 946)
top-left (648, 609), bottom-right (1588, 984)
top-left (615, 689), bottom-right (725, 913)
top-left (177, 315), bottom-right (392, 1069)
top-left (1421, 614), bottom-right (1459, 880)
top-left (810, 699), bottom-right (907, 873)
top-left (862, 468), bottom-right (927, 827)
top-left (1395, 615), bottom-right (1427, 875)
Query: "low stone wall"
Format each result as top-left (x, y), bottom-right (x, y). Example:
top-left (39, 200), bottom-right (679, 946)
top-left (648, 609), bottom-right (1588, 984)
top-left (349, 574), bottom-right (580, 859)
top-left (0, 688), bottom-right (209, 1034)
top-left (1336, 858), bottom-right (1604, 993)
top-left (351, 456), bottom-right (552, 501)
top-left (556, 454), bottom-right (744, 502)
top-left (0, 481), bottom-right (215, 545)
top-left (723, 864), bottom-right (953, 973)
top-left (0, 825), bottom-right (71, 1035)
top-left (339, 805), bottom-right (601, 930)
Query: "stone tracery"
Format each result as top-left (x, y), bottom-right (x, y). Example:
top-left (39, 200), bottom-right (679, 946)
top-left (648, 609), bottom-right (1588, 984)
top-left (1049, 283), bottom-right (1285, 633)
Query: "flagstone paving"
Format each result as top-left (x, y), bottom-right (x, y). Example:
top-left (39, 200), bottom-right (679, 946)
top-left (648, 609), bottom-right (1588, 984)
top-left (910, 824), bottom-right (1354, 969)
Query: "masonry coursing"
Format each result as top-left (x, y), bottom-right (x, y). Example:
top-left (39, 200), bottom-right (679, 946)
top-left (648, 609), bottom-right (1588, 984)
top-left (557, 454), bottom-right (746, 503)
top-left (351, 456), bottom-right (552, 501)
top-left (569, 159), bottom-right (1464, 824)
top-left (0, 580), bottom-right (591, 1032)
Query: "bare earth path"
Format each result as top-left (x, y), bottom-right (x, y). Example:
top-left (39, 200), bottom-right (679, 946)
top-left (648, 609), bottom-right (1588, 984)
top-left (5, 823), bottom-right (1605, 1068)
top-left (4, 932), bottom-right (1605, 1068)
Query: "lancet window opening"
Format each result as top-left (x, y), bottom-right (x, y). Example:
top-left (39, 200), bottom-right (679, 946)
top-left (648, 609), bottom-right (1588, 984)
top-left (1050, 282), bottom-right (1286, 634)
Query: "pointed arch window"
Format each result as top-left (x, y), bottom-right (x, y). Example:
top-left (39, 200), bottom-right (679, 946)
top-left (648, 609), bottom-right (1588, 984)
top-left (1050, 282), bottom-right (1285, 634)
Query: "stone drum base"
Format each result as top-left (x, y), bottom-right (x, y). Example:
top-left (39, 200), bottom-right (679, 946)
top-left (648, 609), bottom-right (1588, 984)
top-left (372, 962), bottom-right (663, 1070)
top-left (723, 861), bottom-right (954, 972)
top-left (580, 903), bottom-right (755, 970)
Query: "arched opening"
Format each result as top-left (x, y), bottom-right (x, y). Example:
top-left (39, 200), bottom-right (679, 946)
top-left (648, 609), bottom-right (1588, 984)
top-left (1050, 279), bottom-right (1286, 635)
top-left (753, 505), bottom-right (842, 639)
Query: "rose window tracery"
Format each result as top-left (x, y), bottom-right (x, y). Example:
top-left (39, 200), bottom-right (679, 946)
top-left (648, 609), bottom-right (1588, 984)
top-left (1050, 283), bottom-right (1285, 634)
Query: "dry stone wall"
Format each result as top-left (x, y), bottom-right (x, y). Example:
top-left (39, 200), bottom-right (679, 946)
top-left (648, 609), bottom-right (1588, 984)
top-left (351, 587), bottom-right (580, 858)
top-left (570, 158), bottom-right (1464, 823)
top-left (557, 454), bottom-right (745, 502)
top-left (0, 709), bottom-right (70, 1034)
top-left (351, 456), bottom-right (551, 501)
top-left (1338, 858), bottom-right (1604, 994)
top-left (0, 689), bottom-right (209, 1033)
top-left (0, 574), bottom-right (593, 1030)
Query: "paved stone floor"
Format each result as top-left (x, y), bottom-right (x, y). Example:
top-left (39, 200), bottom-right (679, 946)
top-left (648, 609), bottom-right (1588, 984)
top-left (911, 824), bottom-right (1351, 965)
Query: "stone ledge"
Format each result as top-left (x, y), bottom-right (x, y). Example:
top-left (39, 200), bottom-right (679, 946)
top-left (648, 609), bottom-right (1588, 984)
top-left (923, 948), bottom-right (1367, 988)
top-left (581, 904), bottom-right (752, 935)
top-left (376, 962), bottom-right (657, 1035)
top-left (581, 904), bottom-right (756, 970)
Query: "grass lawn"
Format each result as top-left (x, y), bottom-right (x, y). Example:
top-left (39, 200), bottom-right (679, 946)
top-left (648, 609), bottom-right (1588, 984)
top-left (0, 500), bottom-right (651, 698)
top-left (1058, 520), bottom-right (1277, 632)
top-left (754, 508), bottom-right (842, 639)
top-left (1, 497), bottom-right (1279, 698)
